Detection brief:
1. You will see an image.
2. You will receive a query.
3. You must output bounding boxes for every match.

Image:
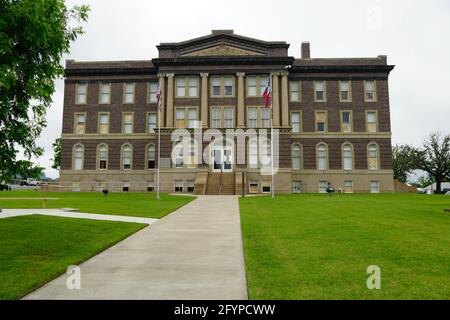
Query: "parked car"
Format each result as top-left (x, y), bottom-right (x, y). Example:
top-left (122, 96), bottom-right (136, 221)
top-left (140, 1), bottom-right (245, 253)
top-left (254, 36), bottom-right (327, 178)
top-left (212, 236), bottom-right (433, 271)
top-left (19, 180), bottom-right (29, 186)
top-left (29, 179), bottom-right (38, 186)
top-left (0, 184), bottom-right (11, 191)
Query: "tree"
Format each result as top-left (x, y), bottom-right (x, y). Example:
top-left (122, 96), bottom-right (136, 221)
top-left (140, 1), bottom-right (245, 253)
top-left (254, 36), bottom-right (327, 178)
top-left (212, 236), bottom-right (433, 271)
top-left (414, 132), bottom-right (450, 194)
top-left (15, 160), bottom-right (44, 181)
top-left (51, 137), bottom-right (62, 170)
top-left (0, 0), bottom-right (89, 182)
top-left (392, 144), bottom-right (418, 183)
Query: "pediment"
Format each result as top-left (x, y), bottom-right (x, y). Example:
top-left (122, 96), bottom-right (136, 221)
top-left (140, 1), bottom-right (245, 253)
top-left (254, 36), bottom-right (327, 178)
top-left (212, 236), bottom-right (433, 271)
top-left (181, 45), bottom-right (265, 57)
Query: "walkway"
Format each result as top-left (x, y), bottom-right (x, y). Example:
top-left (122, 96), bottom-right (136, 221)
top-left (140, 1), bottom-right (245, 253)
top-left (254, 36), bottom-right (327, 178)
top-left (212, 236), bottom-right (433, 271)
top-left (24, 196), bottom-right (248, 300)
top-left (0, 209), bottom-right (157, 225)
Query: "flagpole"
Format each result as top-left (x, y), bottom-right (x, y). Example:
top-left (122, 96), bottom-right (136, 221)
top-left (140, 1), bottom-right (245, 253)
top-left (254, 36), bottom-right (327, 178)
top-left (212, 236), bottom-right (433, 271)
top-left (156, 83), bottom-right (162, 200)
top-left (270, 74), bottom-right (275, 199)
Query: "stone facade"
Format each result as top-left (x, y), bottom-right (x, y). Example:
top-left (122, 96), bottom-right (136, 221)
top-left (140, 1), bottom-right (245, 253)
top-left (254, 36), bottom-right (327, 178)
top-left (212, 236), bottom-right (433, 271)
top-left (59, 30), bottom-right (395, 194)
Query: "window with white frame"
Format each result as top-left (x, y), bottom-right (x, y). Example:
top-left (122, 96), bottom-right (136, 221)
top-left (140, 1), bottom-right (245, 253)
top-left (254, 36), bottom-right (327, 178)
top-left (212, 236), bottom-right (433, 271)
top-left (99, 113), bottom-right (109, 134)
top-left (123, 83), bottom-right (135, 104)
top-left (147, 112), bottom-right (157, 133)
top-left (73, 145), bottom-right (84, 170)
top-left (368, 143), bottom-right (379, 170)
top-left (174, 180), bottom-right (183, 192)
top-left (186, 180), bottom-right (195, 193)
top-left (224, 107), bottom-right (234, 128)
top-left (317, 143), bottom-right (327, 170)
top-left (148, 82), bottom-right (158, 103)
top-left (211, 108), bottom-right (221, 128)
top-left (74, 113), bottom-right (85, 134)
top-left (247, 107), bottom-right (258, 128)
top-left (147, 144), bottom-right (155, 169)
top-left (370, 181), bottom-right (379, 193)
top-left (99, 83), bottom-right (111, 104)
top-left (293, 181), bottom-right (302, 194)
top-left (122, 181), bottom-right (130, 192)
top-left (343, 144), bottom-right (353, 170)
top-left (318, 180), bottom-right (327, 193)
top-left (261, 108), bottom-right (270, 128)
top-left (76, 83), bottom-right (87, 104)
top-left (291, 112), bottom-right (301, 133)
top-left (261, 181), bottom-right (271, 193)
top-left (314, 81), bottom-right (326, 102)
top-left (248, 139), bottom-right (258, 168)
top-left (211, 107), bottom-right (234, 128)
top-left (289, 81), bottom-right (301, 101)
top-left (246, 75), bottom-right (269, 97)
top-left (98, 144), bottom-right (108, 170)
top-left (147, 181), bottom-right (154, 192)
top-left (292, 144), bottom-right (301, 170)
top-left (175, 107), bottom-right (198, 129)
top-left (365, 80), bottom-right (376, 101)
top-left (122, 145), bottom-right (132, 170)
top-left (211, 76), bottom-right (234, 97)
top-left (339, 80), bottom-right (351, 102)
top-left (316, 111), bottom-right (327, 132)
top-left (367, 111), bottom-right (378, 132)
top-left (259, 75), bottom-right (269, 96)
top-left (344, 180), bottom-right (353, 193)
top-left (122, 113), bottom-right (133, 134)
top-left (249, 180), bottom-right (259, 193)
top-left (176, 76), bottom-right (198, 97)
top-left (341, 111), bottom-right (352, 133)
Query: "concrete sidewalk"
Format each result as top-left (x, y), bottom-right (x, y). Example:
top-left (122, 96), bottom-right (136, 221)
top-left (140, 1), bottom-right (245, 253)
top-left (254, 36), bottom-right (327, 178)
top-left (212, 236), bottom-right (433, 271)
top-left (0, 209), bottom-right (157, 225)
top-left (24, 196), bottom-right (248, 300)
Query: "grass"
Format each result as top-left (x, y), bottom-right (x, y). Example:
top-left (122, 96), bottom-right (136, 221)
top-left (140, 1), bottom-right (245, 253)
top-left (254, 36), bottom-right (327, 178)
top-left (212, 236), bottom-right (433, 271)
top-left (0, 215), bottom-right (146, 300)
top-left (239, 193), bottom-right (450, 299)
top-left (0, 191), bottom-right (195, 218)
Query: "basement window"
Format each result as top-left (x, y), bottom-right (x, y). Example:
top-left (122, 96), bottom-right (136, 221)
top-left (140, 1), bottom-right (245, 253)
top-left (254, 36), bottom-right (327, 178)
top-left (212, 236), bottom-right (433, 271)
top-left (123, 181), bottom-right (130, 192)
top-left (261, 181), bottom-right (271, 193)
top-left (293, 181), bottom-right (302, 194)
top-left (147, 181), bottom-right (154, 192)
top-left (249, 180), bottom-right (259, 194)
top-left (174, 180), bottom-right (183, 193)
top-left (187, 180), bottom-right (194, 193)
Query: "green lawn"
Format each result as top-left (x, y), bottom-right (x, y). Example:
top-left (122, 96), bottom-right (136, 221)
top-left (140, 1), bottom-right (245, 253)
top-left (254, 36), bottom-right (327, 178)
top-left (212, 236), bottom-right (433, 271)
top-left (0, 215), bottom-right (146, 300)
top-left (0, 191), bottom-right (195, 218)
top-left (239, 193), bottom-right (450, 299)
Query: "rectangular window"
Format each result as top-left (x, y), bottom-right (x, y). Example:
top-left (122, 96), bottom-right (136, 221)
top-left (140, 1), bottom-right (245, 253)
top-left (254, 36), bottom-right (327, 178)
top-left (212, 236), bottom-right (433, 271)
top-left (187, 109), bottom-right (198, 128)
top-left (211, 76), bottom-right (234, 97)
top-left (316, 111), bottom-right (327, 132)
top-left (248, 107), bottom-right (258, 128)
top-left (291, 112), bottom-right (301, 133)
top-left (187, 180), bottom-right (195, 193)
top-left (99, 113), bottom-right (109, 134)
top-left (175, 107), bottom-right (198, 129)
top-left (249, 180), bottom-right (259, 193)
top-left (318, 180), bottom-right (327, 193)
top-left (339, 80), bottom-right (351, 102)
top-left (148, 82), bottom-right (158, 103)
top-left (367, 111), bottom-right (378, 133)
top-left (123, 83), bottom-right (135, 104)
top-left (174, 180), bottom-right (183, 193)
top-left (247, 76), bottom-right (257, 96)
top-left (261, 108), bottom-right (270, 128)
top-left (123, 112), bottom-right (133, 134)
top-left (176, 77), bottom-right (198, 97)
top-left (341, 111), bottom-right (352, 133)
top-left (290, 81), bottom-right (301, 101)
top-left (147, 181), bottom-right (154, 192)
top-left (212, 76), bottom-right (221, 96)
top-left (176, 78), bottom-right (186, 97)
top-left (344, 180), bottom-right (353, 193)
top-left (314, 81), bottom-right (326, 102)
top-left (74, 113), bottom-right (85, 134)
top-left (147, 112), bottom-right (157, 133)
top-left (211, 108), bottom-right (221, 128)
top-left (259, 76), bottom-right (269, 96)
top-left (261, 181), bottom-right (271, 193)
top-left (365, 80), bottom-right (376, 101)
top-left (122, 181), bottom-right (130, 192)
top-left (293, 181), bottom-right (302, 194)
top-left (224, 107), bottom-right (234, 128)
top-left (224, 76), bottom-right (233, 96)
top-left (76, 83), bottom-right (87, 104)
top-left (188, 77), bottom-right (198, 97)
top-left (370, 181), bottom-right (379, 193)
top-left (99, 83), bottom-right (111, 104)
top-left (176, 109), bottom-right (185, 128)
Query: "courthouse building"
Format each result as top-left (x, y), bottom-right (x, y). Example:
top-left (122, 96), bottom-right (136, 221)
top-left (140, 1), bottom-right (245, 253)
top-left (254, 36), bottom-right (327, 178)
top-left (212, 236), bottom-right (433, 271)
top-left (59, 30), bottom-right (395, 194)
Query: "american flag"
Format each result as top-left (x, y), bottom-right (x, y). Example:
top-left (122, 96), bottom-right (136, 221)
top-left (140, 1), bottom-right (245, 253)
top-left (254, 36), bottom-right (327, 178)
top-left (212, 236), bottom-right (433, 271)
top-left (156, 85), bottom-right (163, 111)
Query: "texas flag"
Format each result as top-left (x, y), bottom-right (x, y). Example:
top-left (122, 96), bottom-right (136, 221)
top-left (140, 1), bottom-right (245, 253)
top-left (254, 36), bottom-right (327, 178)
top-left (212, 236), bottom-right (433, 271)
top-left (262, 80), bottom-right (271, 108)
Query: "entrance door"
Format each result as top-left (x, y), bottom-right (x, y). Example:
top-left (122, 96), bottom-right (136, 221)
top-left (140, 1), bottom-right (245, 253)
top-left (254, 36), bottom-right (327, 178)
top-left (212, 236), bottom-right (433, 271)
top-left (212, 146), bottom-right (233, 172)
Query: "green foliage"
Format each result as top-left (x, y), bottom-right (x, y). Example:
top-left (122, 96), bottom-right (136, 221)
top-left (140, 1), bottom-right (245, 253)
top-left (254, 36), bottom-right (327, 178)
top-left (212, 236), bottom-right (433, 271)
top-left (0, 0), bottom-right (89, 182)
top-left (392, 144), bottom-right (418, 183)
top-left (0, 215), bottom-right (145, 299)
top-left (14, 160), bottom-right (44, 180)
top-left (240, 194), bottom-right (450, 299)
top-left (51, 137), bottom-right (61, 170)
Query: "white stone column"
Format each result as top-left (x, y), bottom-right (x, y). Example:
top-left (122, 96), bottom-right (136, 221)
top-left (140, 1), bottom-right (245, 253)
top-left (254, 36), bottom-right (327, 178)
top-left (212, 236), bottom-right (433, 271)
top-left (200, 73), bottom-right (209, 128)
top-left (237, 72), bottom-right (245, 128)
top-left (281, 72), bottom-right (289, 127)
top-left (166, 73), bottom-right (174, 128)
top-left (271, 73), bottom-right (280, 127)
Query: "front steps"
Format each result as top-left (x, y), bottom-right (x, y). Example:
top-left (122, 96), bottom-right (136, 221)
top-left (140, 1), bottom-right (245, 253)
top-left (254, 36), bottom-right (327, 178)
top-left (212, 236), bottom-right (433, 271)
top-left (194, 172), bottom-right (236, 195)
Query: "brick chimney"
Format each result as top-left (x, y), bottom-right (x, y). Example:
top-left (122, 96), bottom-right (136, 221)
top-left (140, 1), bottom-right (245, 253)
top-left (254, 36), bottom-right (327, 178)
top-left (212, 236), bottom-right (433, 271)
top-left (301, 42), bottom-right (310, 59)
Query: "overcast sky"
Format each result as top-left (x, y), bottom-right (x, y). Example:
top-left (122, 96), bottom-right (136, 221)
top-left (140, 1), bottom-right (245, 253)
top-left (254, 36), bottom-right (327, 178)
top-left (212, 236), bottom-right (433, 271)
top-left (33, 0), bottom-right (450, 178)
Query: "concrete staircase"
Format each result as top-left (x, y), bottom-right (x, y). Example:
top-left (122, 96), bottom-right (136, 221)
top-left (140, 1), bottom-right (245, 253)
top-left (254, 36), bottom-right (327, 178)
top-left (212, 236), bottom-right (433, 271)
top-left (205, 172), bottom-right (235, 195)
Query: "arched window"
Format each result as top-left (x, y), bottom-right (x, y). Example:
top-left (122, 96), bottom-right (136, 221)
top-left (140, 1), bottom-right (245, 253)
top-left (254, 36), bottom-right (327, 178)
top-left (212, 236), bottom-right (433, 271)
top-left (317, 143), bottom-right (328, 170)
top-left (292, 144), bottom-right (301, 170)
top-left (368, 143), bottom-right (379, 170)
top-left (342, 143), bottom-right (353, 170)
top-left (147, 144), bottom-right (155, 169)
top-left (98, 144), bottom-right (108, 170)
top-left (73, 144), bottom-right (84, 170)
top-left (248, 138), bottom-right (258, 168)
top-left (122, 144), bottom-right (132, 170)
